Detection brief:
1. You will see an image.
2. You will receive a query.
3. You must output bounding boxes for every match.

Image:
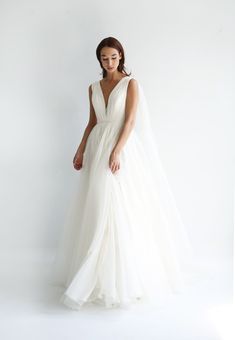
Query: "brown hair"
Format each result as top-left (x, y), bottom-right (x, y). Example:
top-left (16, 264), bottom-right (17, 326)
top-left (96, 37), bottom-right (131, 79)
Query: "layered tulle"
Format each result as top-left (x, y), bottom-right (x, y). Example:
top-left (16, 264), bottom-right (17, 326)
top-left (49, 76), bottom-right (205, 310)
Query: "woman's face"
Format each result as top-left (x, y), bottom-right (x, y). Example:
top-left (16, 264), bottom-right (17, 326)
top-left (100, 47), bottom-right (122, 73)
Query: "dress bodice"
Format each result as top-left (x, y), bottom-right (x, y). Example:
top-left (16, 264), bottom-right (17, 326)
top-left (91, 76), bottom-right (133, 126)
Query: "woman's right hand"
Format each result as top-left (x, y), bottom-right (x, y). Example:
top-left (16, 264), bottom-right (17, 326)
top-left (73, 151), bottom-right (84, 170)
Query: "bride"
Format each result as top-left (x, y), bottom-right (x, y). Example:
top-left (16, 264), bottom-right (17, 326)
top-left (50, 36), bottom-right (200, 310)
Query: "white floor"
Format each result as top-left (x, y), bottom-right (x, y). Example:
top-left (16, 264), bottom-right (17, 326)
top-left (0, 251), bottom-right (233, 340)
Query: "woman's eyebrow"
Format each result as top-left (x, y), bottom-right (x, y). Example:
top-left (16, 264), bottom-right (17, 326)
top-left (101, 53), bottom-right (118, 57)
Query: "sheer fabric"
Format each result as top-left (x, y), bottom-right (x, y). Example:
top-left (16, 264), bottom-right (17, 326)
top-left (49, 76), bottom-right (205, 310)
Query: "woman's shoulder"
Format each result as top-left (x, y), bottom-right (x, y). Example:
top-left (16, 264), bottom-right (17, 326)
top-left (88, 80), bottom-right (99, 93)
top-left (128, 76), bottom-right (138, 83)
top-left (126, 75), bottom-right (139, 86)
top-left (127, 76), bottom-right (139, 89)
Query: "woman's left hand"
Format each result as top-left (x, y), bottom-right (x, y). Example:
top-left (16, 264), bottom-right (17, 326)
top-left (109, 150), bottom-right (120, 174)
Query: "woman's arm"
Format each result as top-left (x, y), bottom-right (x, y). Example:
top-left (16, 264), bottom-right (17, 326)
top-left (109, 78), bottom-right (139, 173)
top-left (75, 84), bottom-right (97, 155)
top-left (73, 85), bottom-right (97, 170)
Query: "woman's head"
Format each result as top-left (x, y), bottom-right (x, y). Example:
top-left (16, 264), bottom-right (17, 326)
top-left (96, 37), bottom-right (131, 78)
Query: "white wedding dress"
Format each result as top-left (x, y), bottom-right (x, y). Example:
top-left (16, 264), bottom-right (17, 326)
top-left (50, 75), bottom-right (202, 310)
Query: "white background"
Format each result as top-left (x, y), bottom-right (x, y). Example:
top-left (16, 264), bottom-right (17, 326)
top-left (0, 1), bottom-right (234, 339)
top-left (0, 0), bottom-right (234, 260)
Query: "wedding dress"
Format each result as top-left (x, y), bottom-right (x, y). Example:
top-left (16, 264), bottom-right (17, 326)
top-left (50, 75), bottom-right (202, 310)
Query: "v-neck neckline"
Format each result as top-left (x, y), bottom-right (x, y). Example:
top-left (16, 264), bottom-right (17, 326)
top-left (98, 76), bottom-right (129, 110)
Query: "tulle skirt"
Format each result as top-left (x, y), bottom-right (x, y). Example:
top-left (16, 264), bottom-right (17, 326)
top-left (49, 122), bottom-right (204, 310)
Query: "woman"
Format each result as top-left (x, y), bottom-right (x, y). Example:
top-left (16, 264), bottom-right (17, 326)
top-left (51, 37), bottom-right (199, 310)
top-left (73, 48), bottom-right (138, 175)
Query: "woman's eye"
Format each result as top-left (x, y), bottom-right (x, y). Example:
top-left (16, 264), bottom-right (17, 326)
top-left (103, 58), bottom-right (117, 61)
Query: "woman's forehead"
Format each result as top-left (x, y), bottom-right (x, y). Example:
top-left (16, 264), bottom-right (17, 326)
top-left (100, 47), bottom-right (119, 56)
